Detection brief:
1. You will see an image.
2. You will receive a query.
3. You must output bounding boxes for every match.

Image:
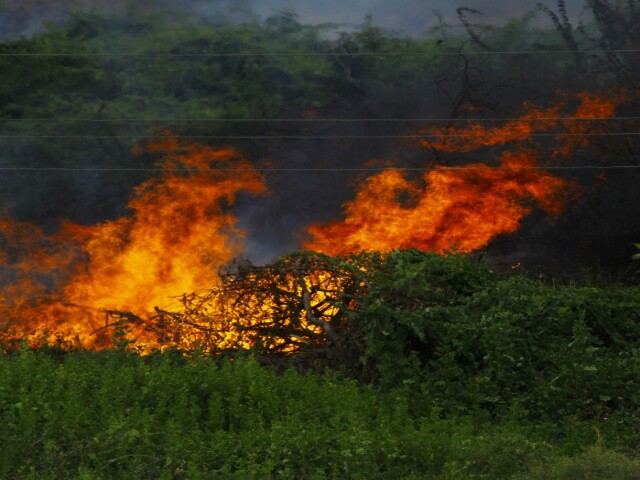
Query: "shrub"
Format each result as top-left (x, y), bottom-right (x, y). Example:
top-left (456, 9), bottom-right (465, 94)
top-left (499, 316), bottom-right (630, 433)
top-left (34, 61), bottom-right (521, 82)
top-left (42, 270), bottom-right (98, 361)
top-left (354, 250), bottom-right (640, 426)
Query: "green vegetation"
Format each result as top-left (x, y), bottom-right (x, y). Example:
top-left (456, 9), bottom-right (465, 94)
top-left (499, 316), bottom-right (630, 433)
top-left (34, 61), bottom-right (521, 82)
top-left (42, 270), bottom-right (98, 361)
top-left (355, 251), bottom-right (640, 427)
top-left (2, 251), bottom-right (640, 478)
top-left (2, 3), bottom-right (640, 477)
top-left (1, 348), bottom-right (639, 479)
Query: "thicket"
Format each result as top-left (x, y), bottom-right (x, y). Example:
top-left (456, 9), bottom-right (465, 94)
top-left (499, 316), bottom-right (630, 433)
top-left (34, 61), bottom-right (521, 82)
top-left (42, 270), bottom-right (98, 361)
top-left (354, 251), bottom-right (640, 428)
top-left (195, 251), bottom-right (640, 429)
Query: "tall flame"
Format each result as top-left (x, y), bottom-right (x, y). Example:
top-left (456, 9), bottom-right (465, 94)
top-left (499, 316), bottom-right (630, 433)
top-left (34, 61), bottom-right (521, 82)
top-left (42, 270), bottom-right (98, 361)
top-left (0, 135), bottom-right (266, 348)
top-left (304, 91), bottom-right (620, 256)
top-left (305, 154), bottom-right (569, 255)
top-left (64, 136), bottom-right (266, 314)
top-left (0, 90), bottom-right (628, 352)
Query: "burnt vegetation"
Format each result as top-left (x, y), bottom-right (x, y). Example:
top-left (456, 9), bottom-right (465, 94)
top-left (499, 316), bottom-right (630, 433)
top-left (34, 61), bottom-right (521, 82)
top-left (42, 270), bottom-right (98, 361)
top-left (108, 251), bottom-right (377, 364)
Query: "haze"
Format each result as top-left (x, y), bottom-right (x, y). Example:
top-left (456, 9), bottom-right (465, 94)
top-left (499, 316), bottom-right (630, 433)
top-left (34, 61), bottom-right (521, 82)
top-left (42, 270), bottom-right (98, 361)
top-left (1, 0), bottom-right (591, 39)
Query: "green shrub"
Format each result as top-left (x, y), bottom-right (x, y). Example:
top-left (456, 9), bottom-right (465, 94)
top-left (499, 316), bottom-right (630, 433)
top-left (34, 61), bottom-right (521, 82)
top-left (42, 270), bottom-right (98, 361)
top-left (354, 250), bottom-right (640, 426)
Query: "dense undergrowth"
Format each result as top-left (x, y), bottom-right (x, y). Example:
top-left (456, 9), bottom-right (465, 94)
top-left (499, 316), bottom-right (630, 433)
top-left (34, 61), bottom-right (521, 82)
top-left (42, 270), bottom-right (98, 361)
top-left (1, 349), bottom-right (639, 479)
top-left (2, 251), bottom-right (640, 479)
top-left (355, 251), bottom-right (640, 424)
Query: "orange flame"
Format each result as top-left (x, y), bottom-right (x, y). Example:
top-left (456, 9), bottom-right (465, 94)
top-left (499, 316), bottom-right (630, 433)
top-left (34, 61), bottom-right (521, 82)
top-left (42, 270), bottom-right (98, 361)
top-left (1, 135), bottom-right (266, 349)
top-left (418, 90), bottom-right (621, 154)
top-left (0, 90), bottom-right (628, 352)
top-left (304, 154), bottom-right (570, 255)
top-left (64, 136), bottom-right (265, 314)
top-left (304, 91), bottom-right (622, 256)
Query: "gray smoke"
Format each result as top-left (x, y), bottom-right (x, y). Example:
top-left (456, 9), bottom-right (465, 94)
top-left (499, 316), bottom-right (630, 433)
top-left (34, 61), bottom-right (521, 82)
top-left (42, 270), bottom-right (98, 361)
top-left (2, 0), bottom-right (638, 273)
top-left (1, 0), bottom-right (591, 40)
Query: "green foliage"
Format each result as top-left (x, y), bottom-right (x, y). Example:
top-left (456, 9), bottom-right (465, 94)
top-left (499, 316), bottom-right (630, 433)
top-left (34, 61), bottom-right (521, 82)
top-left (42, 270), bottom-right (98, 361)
top-left (354, 250), bottom-right (640, 430)
top-left (0, 348), bottom-right (637, 479)
top-left (354, 249), bottom-right (498, 385)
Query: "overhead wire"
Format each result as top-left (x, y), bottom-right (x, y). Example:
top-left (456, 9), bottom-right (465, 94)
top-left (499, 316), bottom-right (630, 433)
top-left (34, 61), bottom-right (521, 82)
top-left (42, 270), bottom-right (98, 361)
top-left (1, 123), bottom-right (638, 171)
top-left (0, 132), bottom-right (639, 139)
top-left (2, 116), bottom-right (640, 122)
top-left (0, 165), bottom-right (638, 172)
top-left (2, 46), bottom-right (639, 172)
top-left (2, 49), bottom-right (640, 57)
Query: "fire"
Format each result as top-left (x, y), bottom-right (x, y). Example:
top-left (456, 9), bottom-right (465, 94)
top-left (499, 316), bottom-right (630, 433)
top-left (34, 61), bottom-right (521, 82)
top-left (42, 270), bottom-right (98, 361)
top-left (0, 135), bottom-right (266, 349)
top-left (418, 90), bottom-right (621, 154)
top-left (0, 90), bottom-right (628, 352)
top-left (149, 252), bottom-right (371, 354)
top-left (64, 136), bottom-right (266, 315)
top-left (304, 157), bottom-right (570, 255)
top-left (304, 91), bottom-right (621, 256)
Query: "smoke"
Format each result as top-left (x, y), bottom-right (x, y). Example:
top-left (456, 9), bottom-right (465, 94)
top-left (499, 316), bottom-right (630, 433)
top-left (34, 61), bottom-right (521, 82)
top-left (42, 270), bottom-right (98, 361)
top-left (1, 0), bottom-right (639, 275)
top-left (0, 0), bottom-right (590, 40)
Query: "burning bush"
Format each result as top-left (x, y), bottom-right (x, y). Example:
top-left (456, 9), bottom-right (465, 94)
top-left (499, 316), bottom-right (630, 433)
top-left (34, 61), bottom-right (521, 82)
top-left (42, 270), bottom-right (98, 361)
top-left (0, 88), bottom-right (636, 354)
top-left (0, 135), bottom-right (267, 350)
top-left (107, 251), bottom-right (378, 371)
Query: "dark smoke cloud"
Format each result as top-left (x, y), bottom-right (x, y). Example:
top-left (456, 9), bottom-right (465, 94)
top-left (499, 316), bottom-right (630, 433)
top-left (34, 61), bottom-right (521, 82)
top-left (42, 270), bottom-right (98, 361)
top-left (2, 0), bottom-right (638, 274)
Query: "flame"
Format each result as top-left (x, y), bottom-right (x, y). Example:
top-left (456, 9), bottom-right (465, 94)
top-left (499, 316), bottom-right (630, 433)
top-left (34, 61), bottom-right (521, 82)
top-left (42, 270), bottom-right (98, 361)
top-left (304, 91), bottom-right (622, 256)
top-left (418, 90), bottom-right (622, 154)
top-left (156, 253), bottom-right (368, 354)
top-left (0, 135), bottom-right (355, 354)
top-left (64, 136), bottom-right (265, 314)
top-left (0, 90), bottom-right (628, 352)
top-left (0, 135), bottom-right (266, 349)
top-left (304, 154), bottom-right (570, 255)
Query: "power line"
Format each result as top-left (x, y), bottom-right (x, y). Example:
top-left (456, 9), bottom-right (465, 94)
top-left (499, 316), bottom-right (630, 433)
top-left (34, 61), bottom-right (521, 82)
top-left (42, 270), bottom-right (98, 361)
top-left (1, 49), bottom-right (639, 57)
top-left (0, 132), bottom-right (639, 139)
top-left (2, 116), bottom-right (640, 123)
top-left (0, 165), bottom-right (638, 172)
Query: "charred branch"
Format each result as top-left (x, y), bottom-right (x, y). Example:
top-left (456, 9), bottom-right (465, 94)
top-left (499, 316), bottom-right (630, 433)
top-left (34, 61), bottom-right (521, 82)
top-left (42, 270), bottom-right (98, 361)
top-left (456, 8), bottom-right (494, 52)
top-left (537, 1), bottom-right (582, 68)
top-left (87, 252), bottom-right (374, 357)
